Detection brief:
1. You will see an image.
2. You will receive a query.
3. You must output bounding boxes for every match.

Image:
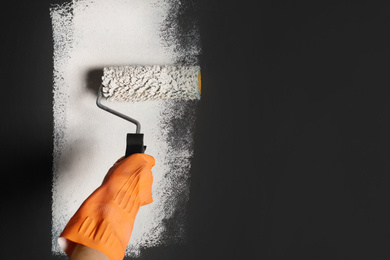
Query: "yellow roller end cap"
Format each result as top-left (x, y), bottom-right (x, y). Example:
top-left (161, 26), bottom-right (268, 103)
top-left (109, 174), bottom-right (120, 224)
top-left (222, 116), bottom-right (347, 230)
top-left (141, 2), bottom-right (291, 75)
top-left (198, 70), bottom-right (201, 96)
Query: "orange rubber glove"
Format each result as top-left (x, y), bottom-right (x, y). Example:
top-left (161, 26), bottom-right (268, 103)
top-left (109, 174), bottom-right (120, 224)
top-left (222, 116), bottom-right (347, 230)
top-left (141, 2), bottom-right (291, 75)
top-left (58, 153), bottom-right (155, 260)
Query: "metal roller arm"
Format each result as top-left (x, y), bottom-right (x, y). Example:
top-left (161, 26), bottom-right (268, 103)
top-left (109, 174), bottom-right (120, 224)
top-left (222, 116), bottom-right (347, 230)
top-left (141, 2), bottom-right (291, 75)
top-left (96, 85), bottom-right (141, 133)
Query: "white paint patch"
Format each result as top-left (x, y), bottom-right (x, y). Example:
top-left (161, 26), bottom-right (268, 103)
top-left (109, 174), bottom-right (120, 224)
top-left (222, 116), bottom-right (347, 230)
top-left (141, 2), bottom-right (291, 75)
top-left (50, 0), bottom-right (200, 257)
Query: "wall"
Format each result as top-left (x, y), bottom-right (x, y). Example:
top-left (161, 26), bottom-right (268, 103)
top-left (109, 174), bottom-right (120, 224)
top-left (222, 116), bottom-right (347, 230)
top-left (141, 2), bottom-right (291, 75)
top-left (1, 1), bottom-right (390, 259)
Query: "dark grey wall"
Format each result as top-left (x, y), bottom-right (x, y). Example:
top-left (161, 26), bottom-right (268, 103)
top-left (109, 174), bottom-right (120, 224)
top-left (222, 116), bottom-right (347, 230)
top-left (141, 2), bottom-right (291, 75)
top-left (1, 1), bottom-right (390, 259)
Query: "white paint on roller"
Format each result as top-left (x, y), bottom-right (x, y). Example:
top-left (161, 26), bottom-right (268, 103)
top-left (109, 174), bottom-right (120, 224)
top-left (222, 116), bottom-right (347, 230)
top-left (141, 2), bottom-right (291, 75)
top-left (50, 0), bottom-right (200, 257)
top-left (102, 65), bottom-right (200, 101)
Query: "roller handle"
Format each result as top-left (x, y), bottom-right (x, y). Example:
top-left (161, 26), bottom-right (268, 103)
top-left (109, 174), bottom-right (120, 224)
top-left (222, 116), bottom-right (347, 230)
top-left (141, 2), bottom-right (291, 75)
top-left (125, 133), bottom-right (146, 158)
top-left (96, 85), bottom-right (141, 133)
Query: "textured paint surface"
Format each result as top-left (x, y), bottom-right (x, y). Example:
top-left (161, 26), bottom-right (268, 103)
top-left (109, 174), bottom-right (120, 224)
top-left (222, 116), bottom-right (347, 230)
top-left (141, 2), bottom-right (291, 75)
top-left (102, 65), bottom-right (201, 101)
top-left (50, 0), bottom-right (200, 257)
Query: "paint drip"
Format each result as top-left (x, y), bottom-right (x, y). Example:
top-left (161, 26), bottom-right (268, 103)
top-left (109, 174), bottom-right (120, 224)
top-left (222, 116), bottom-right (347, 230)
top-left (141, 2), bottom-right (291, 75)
top-left (50, 0), bottom-right (201, 257)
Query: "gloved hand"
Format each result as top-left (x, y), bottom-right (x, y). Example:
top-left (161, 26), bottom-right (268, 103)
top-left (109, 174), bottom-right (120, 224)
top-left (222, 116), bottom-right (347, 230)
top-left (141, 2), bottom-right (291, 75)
top-left (58, 153), bottom-right (155, 260)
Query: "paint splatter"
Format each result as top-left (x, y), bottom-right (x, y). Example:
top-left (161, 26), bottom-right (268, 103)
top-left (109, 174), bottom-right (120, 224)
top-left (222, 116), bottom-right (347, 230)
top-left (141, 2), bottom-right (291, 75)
top-left (160, 0), bottom-right (202, 65)
top-left (157, 100), bottom-right (199, 245)
top-left (50, 0), bottom-right (200, 257)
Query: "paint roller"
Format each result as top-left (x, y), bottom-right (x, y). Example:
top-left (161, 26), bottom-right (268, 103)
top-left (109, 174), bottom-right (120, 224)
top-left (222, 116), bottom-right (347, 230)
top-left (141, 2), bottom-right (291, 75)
top-left (58, 65), bottom-right (201, 260)
top-left (96, 65), bottom-right (201, 157)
